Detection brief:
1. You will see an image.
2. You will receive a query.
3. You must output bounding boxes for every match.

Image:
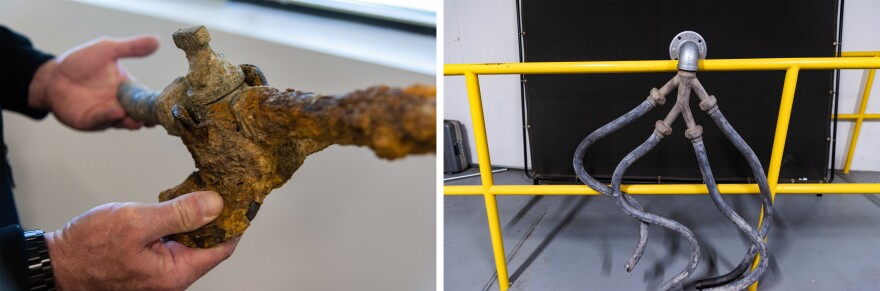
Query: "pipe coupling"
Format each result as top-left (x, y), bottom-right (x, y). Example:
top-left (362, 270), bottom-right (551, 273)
top-left (685, 125), bottom-right (704, 142)
top-left (648, 87), bottom-right (667, 107)
top-left (699, 95), bottom-right (719, 114)
top-left (654, 120), bottom-right (673, 137)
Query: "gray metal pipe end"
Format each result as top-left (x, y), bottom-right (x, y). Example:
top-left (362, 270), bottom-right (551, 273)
top-left (669, 31), bottom-right (708, 71)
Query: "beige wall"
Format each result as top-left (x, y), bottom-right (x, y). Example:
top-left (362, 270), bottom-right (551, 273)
top-left (1, 1), bottom-right (435, 290)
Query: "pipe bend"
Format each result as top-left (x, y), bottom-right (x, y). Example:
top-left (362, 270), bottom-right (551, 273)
top-left (678, 41), bottom-right (701, 71)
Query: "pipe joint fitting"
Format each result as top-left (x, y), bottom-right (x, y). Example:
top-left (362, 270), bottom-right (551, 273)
top-left (173, 25), bottom-right (245, 106)
top-left (654, 120), bottom-right (673, 137)
top-left (648, 87), bottom-right (667, 107)
top-left (685, 125), bottom-right (704, 142)
top-left (677, 70), bottom-right (696, 79)
top-left (699, 95), bottom-right (719, 114)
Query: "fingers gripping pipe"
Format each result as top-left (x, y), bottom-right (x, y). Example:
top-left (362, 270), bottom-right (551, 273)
top-left (572, 31), bottom-right (773, 290)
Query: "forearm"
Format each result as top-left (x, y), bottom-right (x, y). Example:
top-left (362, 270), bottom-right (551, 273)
top-left (0, 26), bottom-right (54, 119)
top-left (28, 60), bottom-right (58, 112)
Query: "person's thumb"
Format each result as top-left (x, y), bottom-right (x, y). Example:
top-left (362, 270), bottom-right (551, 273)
top-left (112, 34), bottom-right (159, 59)
top-left (145, 191), bottom-right (224, 242)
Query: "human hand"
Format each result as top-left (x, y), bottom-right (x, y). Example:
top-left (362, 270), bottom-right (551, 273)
top-left (45, 191), bottom-right (239, 290)
top-left (28, 35), bottom-right (159, 130)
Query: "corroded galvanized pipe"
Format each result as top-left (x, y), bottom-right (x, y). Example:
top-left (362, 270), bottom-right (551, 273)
top-left (116, 25), bottom-right (435, 248)
top-left (237, 84), bottom-right (436, 160)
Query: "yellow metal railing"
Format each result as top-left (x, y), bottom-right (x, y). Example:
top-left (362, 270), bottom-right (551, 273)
top-left (836, 52), bottom-right (880, 174)
top-left (444, 53), bottom-right (880, 291)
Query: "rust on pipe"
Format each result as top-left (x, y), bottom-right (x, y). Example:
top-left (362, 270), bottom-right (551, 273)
top-left (240, 84), bottom-right (436, 160)
top-left (117, 25), bottom-right (435, 248)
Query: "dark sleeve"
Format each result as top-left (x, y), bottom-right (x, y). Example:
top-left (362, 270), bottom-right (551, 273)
top-left (0, 224), bottom-right (26, 290)
top-left (1, 25), bottom-right (55, 119)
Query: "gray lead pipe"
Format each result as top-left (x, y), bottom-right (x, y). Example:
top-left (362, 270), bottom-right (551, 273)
top-left (612, 133), bottom-right (701, 291)
top-left (691, 78), bottom-right (774, 290)
top-left (118, 80), bottom-right (160, 125)
top-left (692, 139), bottom-right (768, 291)
top-left (116, 76), bottom-right (190, 137)
top-left (572, 76), bottom-right (678, 272)
top-left (572, 75), bottom-right (679, 196)
top-left (571, 99), bottom-right (655, 271)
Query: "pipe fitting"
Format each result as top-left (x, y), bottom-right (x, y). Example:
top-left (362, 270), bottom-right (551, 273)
top-left (173, 25), bottom-right (245, 106)
top-left (669, 31), bottom-right (707, 72)
top-left (648, 87), bottom-right (666, 107)
top-left (699, 95), bottom-right (719, 114)
top-left (685, 125), bottom-right (704, 142)
top-left (677, 70), bottom-right (696, 78)
top-left (658, 75), bottom-right (681, 96)
top-left (654, 120), bottom-right (673, 137)
top-left (677, 42), bottom-right (700, 71)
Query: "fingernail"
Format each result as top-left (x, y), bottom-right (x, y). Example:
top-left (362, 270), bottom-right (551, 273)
top-left (195, 191), bottom-right (224, 220)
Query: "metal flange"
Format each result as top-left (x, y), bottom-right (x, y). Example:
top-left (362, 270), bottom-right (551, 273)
top-left (669, 31), bottom-right (707, 60)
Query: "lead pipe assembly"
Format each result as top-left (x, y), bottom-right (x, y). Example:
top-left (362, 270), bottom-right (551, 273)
top-left (573, 32), bottom-right (773, 290)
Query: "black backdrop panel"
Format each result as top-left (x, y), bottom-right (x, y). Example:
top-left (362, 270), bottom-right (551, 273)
top-left (523, 0), bottom-right (836, 183)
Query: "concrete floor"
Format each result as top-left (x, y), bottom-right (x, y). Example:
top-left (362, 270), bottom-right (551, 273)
top-left (444, 168), bottom-right (880, 290)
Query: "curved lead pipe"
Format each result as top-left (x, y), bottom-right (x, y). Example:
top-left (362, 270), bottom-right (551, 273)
top-left (690, 79), bottom-right (774, 289)
top-left (573, 75), bottom-right (679, 195)
top-left (573, 99), bottom-right (654, 195)
top-left (571, 70), bottom-right (772, 289)
top-left (572, 100), bottom-right (654, 271)
top-left (694, 110), bottom-right (775, 289)
top-left (612, 133), bottom-right (701, 291)
top-left (623, 196), bottom-right (649, 272)
top-left (572, 76), bottom-right (678, 271)
top-left (691, 140), bottom-right (769, 290)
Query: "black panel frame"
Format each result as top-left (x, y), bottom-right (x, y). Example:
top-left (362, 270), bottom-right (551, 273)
top-left (520, 0), bottom-right (839, 184)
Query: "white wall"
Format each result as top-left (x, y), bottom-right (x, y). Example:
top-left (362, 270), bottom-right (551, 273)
top-left (836, 0), bottom-right (880, 171)
top-left (1, 1), bottom-right (435, 290)
top-left (443, 0), bottom-right (524, 168)
top-left (444, 0), bottom-right (880, 172)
